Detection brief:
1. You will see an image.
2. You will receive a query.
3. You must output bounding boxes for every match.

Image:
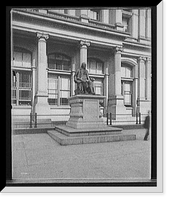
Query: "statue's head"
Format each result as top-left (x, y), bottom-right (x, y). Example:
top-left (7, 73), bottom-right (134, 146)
top-left (81, 62), bottom-right (86, 69)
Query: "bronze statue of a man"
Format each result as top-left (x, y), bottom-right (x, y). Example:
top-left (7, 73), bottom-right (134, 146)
top-left (74, 62), bottom-right (95, 95)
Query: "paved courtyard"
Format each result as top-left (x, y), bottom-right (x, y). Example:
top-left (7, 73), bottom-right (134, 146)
top-left (12, 129), bottom-right (151, 182)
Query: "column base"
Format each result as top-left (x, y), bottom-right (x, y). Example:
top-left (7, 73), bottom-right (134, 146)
top-left (108, 95), bottom-right (127, 120)
top-left (34, 94), bottom-right (51, 118)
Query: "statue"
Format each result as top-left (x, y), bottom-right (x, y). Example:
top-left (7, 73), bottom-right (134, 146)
top-left (74, 62), bottom-right (95, 95)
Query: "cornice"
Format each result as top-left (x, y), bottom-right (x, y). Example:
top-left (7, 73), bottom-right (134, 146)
top-left (12, 9), bottom-right (131, 39)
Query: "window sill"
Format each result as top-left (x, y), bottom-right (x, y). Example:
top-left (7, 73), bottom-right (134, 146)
top-left (12, 105), bottom-right (31, 109)
top-left (125, 106), bottom-right (133, 110)
top-left (50, 105), bottom-right (70, 109)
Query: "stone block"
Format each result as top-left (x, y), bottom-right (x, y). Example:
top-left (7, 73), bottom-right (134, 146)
top-left (66, 95), bottom-right (106, 129)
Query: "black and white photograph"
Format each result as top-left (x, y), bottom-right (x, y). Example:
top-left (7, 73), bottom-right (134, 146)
top-left (4, 3), bottom-right (163, 193)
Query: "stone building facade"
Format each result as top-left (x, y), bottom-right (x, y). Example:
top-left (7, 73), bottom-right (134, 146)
top-left (11, 8), bottom-right (151, 123)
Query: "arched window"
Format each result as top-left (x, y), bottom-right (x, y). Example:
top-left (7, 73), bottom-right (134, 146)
top-left (48, 53), bottom-right (71, 71)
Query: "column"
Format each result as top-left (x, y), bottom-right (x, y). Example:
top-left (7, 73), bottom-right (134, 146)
top-left (108, 46), bottom-right (126, 118)
top-left (131, 10), bottom-right (138, 39)
top-left (79, 40), bottom-right (90, 66)
top-left (35, 32), bottom-right (50, 115)
top-left (146, 57), bottom-right (151, 100)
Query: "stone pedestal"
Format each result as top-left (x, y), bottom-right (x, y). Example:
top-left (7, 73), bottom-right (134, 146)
top-left (66, 95), bottom-right (106, 129)
top-left (49, 95), bottom-right (136, 146)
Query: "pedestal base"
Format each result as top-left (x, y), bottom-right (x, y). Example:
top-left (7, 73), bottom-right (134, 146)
top-left (66, 95), bottom-right (106, 129)
top-left (47, 125), bottom-right (136, 146)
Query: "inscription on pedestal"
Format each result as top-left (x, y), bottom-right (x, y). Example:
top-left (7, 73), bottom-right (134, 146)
top-left (83, 100), bottom-right (98, 120)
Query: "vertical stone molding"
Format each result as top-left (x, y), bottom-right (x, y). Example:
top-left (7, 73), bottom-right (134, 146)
top-left (35, 32), bottom-right (50, 116)
top-left (138, 9), bottom-right (146, 38)
top-left (79, 40), bottom-right (90, 65)
top-left (145, 9), bottom-right (151, 39)
top-left (114, 46), bottom-right (123, 97)
top-left (137, 56), bottom-right (146, 101)
top-left (71, 63), bottom-right (76, 96)
top-left (131, 10), bottom-right (138, 39)
top-left (101, 10), bottom-right (109, 24)
top-left (104, 66), bottom-right (109, 113)
top-left (146, 57), bottom-right (151, 100)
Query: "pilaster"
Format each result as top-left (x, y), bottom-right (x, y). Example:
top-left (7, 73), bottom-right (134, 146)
top-left (145, 57), bottom-right (151, 100)
top-left (137, 56), bottom-right (146, 101)
top-left (131, 10), bottom-right (138, 40)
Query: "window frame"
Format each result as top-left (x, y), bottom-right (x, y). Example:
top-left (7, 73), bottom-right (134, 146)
top-left (48, 73), bottom-right (71, 107)
top-left (87, 58), bottom-right (104, 75)
top-left (87, 58), bottom-right (104, 96)
top-left (12, 70), bottom-right (32, 106)
top-left (12, 47), bottom-right (32, 106)
top-left (48, 53), bottom-right (71, 72)
top-left (88, 9), bottom-right (101, 21)
top-left (121, 64), bottom-right (134, 107)
top-left (13, 47), bottom-right (32, 68)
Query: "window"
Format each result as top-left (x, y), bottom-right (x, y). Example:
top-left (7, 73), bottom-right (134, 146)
top-left (93, 79), bottom-right (103, 95)
top-left (60, 77), bottom-right (70, 105)
top-left (13, 48), bottom-right (31, 68)
top-left (48, 74), bottom-right (70, 106)
top-left (88, 9), bottom-right (100, 21)
top-left (122, 16), bottom-right (130, 32)
top-left (12, 48), bottom-right (32, 106)
top-left (87, 58), bottom-right (104, 96)
top-left (121, 64), bottom-right (133, 106)
top-left (121, 81), bottom-right (132, 106)
top-left (87, 59), bottom-right (104, 74)
top-left (121, 66), bottom-right (132, 78)
top-left (12, 71), bottom-right (32, 106)
top-left (48, 53), bottom-right (71, 71)
top-left (48, 75), bottom-right (59, 105)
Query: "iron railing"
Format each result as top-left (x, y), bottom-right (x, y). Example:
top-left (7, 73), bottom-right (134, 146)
top-left (106, 113), bottom-right (147, 125)
top-left (12, 113), bottom-right (70, 129)
top-left (12, 112), bottom-right (148, 129)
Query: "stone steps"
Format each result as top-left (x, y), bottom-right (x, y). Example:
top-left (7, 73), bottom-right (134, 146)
top-left (47, 126), bottom-right (136, 146)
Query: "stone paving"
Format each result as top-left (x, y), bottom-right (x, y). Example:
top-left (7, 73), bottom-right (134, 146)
top-left (12, 129), bottom-right (151, 182)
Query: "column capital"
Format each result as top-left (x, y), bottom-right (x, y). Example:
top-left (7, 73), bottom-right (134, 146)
top-left (79, 40), bottom-right (91, 48)
top-left (37, 32), bottom-right (49, 40)
top-left (146, 57), bottom-right (151, 62)
top-left (114, 46), bottom-right (123, 54)
top-left (138, 56), bottom-right (146, 62)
